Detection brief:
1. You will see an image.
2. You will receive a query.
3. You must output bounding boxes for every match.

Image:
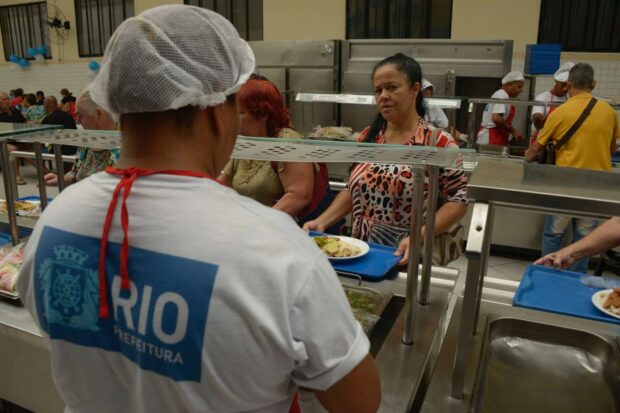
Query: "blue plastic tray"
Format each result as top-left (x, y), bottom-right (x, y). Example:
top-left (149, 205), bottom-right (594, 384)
top-left (513, 265), bottom-right (620, 325)
top-left (17, 196), bottom-right (52, 202)
top-left (310, 232), bottom-right (401, 280)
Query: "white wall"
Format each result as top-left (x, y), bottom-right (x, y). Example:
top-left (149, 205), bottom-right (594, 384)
top-left (0, 0), bottom-right (618, 101)
top-left (263, 0), bottom-right (346, 40)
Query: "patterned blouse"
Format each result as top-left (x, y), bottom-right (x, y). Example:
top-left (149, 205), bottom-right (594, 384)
top-left (68, 147), bottom-right (120, 183)
top-left (349, 118), bottom-right (467, 245)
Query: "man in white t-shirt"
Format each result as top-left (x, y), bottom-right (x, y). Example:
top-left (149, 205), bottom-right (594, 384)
top-left (421, 79), bottom-right (449, 129)
top-left (17, 6), bottom-right (380, 413)
top-left (477, 71), bottom-right (525, 146)
top-left (530, 62), bottom-right (574, 142)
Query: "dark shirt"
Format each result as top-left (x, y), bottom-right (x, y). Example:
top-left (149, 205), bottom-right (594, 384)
top-left (41, 110), bottom-right (77, 129)
top-left (61, 95), bottom-right (76, 105)
top-left (36, 99), bottom-right (45, 106)
top-left (0, 108), bottom-right (25, 123)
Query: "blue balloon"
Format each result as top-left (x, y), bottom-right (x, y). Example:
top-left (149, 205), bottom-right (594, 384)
top-left (36, 45), bottom-right (46, 55)
top-left (19, 58), bottom-right (29, 68)
top-left (88, 61), bottom-right (100, 71)
top-left (27, 47), bottom-right (37, 57)
top-left (9, 54), bottom-right (19, 63)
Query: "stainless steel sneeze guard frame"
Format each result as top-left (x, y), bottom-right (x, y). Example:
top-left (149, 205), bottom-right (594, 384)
top-left (295, 92), bottom-right (464, 109)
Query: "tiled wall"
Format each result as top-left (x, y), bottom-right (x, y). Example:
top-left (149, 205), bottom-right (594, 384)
top-left (0, 61), bottom-right (96, 98)
top-left (512, 58), bottom-right (620, 103)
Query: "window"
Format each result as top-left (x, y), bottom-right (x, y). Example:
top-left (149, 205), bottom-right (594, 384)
top-left (184, 0), bottom-right (263, 41)
top-left (346, 0), bottom-right (452, 39)
top-left (538, 0), bottom-right (620, 52)
top-left (0, 2), bottom-right (52, 61)
top-left (75, 0), bottom-right (134, 57)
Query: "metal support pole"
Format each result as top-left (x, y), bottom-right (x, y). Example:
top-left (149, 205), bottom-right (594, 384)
top-left (445, 70), bottom-right (457, 129)
top-left (53, 144), bottom-right (66, 192)
top-left (402, 167), bottom-right (426, 345)
top-left (450, 202), bottom-right (494, 399)
top-left (0, 141), bottom-right (20, 245)
top-left (33, 143), bottom-right (48, 210)
top-left (467, 102), bottom-right (477, 149)
top-left (419, 166), bottom-right (439, 305)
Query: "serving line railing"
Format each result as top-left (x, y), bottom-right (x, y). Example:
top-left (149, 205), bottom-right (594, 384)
top-left (0, 124), bottom-right (63, 245)
top-left (449, 158), bottom-right (620, 399)
top-left (465, 97), bottom-right (567, 150)
top-left (1, 127), bottom-right (477, 346)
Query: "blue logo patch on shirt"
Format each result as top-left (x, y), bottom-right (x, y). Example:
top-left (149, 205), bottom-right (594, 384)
top-left (34, 226), bottom-right (218, 382)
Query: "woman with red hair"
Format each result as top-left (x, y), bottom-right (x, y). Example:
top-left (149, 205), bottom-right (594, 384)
top-left (218, 79), bottom-right (316, 219)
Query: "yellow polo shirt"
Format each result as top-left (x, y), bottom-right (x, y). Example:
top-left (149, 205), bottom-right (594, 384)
top-left (537, 93), bottom-right (619, 171)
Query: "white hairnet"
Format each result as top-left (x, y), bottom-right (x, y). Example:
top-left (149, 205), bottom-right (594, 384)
top-left (90, 5), bottom-right (255, 120)
top-left (554, 62), bottom-right (574, 82)
top-left (421, 79), bottom-right (433, 91)
top-left (502, 70), bottom-right (525, 84)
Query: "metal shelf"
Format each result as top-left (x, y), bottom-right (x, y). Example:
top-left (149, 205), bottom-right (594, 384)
top-left (295, 92), bottom-right (464, 109)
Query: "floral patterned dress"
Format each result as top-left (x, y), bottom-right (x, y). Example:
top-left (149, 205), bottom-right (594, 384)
top-left (68, 147), bottom-right (120, 183)
top-left (348, 118), bottom-right (467, 246)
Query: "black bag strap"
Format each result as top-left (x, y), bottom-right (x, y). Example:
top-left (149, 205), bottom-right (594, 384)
top-left (554, 97), bottom-right (597, 152)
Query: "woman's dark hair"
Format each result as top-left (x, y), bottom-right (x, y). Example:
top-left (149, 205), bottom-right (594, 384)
top-left (24, 93), bottom-right (37, 106)
top-left (364, 53), bottom-right (425, 143)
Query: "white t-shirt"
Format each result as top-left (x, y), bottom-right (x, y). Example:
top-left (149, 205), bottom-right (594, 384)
top-left (17, 172), bottom-right (368, 413)
top-left (477, 89), bottom-right (510, 144)
top-left (531, 90), bottom-right (567, 120)
top-left (424, 106), bottom-right (449, 129)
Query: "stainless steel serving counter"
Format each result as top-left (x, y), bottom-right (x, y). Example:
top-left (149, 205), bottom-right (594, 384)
top-left (449, 157), bottom-right (620, 403)
top-left (0, 265), bottom-right (523, 413)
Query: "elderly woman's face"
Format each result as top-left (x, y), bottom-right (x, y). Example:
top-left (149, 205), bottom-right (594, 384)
top-left (238, 106), bottom-right (268, 137)
top-left (373, 64), bottom-right (419, 122)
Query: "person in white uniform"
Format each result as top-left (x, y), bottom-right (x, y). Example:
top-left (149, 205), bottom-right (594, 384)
top-left (530, 62), bottom-right (574, 139)
top-left (477, 71), bottom-right (525, 146)
top-left (421, 79), bottom-right (449, 129)
top-left (17, 6), bottom-right (380, 413)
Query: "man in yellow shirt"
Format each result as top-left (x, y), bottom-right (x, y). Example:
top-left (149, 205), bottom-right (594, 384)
top-left (525, 63), bottom-right (619, 272)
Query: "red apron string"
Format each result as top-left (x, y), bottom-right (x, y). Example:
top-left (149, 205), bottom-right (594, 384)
top-left (98, 167), bottom-right (218, 319)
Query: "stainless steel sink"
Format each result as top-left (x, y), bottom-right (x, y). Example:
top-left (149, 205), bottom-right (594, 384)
top-left (472, 317), bottom-right (620, 413)
top-left (422, 299), bottom-right (620, 413)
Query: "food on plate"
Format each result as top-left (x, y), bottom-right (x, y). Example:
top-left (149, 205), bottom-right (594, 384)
top-left (0, 243), bottom-right (26, 295)
top-left (314, 235), bottom-right (362, 258)
top-left (602, 288), bottom-right (620, 316)
top-left (309, 126), bottom-right (359, 141)
top-left (0, 200), bottom-right (36, 212)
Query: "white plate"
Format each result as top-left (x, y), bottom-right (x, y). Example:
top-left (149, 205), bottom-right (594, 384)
top-left (592, 289), bottom-right (620, 320)
top-left (314, 235), bottom-right (370, 261)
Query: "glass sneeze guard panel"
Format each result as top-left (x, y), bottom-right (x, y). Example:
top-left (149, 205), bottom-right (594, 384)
top-left (7, 128), bottom-right (477, 172)
top-left (21, 129), bottom-right (122, 150)
top-left (0, 123), bottom-right (62, 138)
top-left (232, 136), bottom-right (476, 171)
